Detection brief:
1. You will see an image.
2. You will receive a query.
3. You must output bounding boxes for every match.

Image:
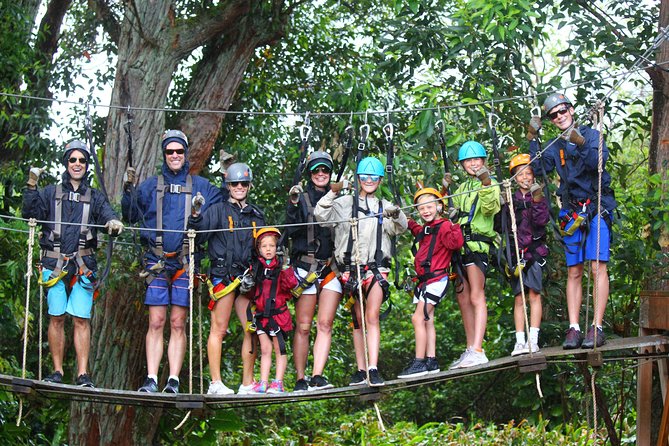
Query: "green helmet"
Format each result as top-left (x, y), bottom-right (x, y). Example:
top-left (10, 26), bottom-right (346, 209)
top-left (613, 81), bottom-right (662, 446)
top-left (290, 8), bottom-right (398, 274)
top-left (542, 93), bottom-right (572, 115)
top-left (62, 139), bottom-right (91, 165)
top-left (225, 162), bottom-right (253, 183)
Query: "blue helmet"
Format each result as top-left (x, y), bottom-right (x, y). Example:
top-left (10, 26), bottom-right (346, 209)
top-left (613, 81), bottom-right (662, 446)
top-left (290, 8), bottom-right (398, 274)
top-left (356, 157), bottom-right (385, 177)
top-left (458, 141), bottom-right (487, 162)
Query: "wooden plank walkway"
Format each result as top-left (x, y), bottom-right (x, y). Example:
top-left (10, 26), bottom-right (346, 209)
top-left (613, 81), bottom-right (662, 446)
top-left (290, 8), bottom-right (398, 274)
top-left (1, 334), bottom-right (667, 410)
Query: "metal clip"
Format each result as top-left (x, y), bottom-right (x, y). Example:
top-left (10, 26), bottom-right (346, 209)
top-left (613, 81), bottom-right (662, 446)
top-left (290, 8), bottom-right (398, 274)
top-left (383, 122), bottom-right (394, 140)
top-left (531, 106), bottom-right (542, 118)
top-left (170, 184), bottom-right (182, 194)
top-left (68, 192), bottom-right (80, 202)
top-left (359, 123), bottom-right (370, 142)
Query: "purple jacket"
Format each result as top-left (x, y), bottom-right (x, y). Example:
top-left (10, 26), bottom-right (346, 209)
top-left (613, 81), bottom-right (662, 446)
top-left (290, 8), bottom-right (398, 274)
top-left (506, 190), bottom-right (549, 262)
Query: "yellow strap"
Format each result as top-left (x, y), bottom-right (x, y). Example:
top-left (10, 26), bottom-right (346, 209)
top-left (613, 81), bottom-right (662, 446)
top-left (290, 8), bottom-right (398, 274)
top-left (38, 269), bottom-right (68, 288)
top-left (559, 214), bottom-right (585, 237)
top-left (228, 216), bottom-right (234, 232)
top-left (252, 221), bottom-right (257, 239)
top-left (209, 277), bottom-right (241, 302)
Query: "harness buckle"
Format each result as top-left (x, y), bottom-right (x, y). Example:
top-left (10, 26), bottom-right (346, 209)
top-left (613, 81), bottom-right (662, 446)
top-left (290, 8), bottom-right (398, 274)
top-left (423, 226), bottom-right (432, 235)
top-left (170, 184), bottom-right (182, 194)
top-left (68, 191), bottom-right (80, 202)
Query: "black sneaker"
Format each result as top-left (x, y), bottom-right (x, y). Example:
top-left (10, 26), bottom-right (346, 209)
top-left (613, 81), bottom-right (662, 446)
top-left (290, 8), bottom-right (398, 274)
top-left (397, 359), bottom-right (428, 379)
top-left (562, 327), bottom-right (584, 350)
top-left (582, 326), bottom-right (606, 349)
top-left (349, 370), bottom-right (367, 386)
top-left (426, 357), bottom-right (440, 374)
top-left (368, 368), bottom-right (385, 387)
top-left (163, 378), bottom-right (179, 394)
top-left (294, 378), bottom-right (309, 392)
top-left (138, 377), bottom-right (158, 393)
top-left (44, 371), bottom-right (63, 384)
top-left (308, 375), bottom-right (334, 391)
top-left (75, 373), bottom-right (95, 388)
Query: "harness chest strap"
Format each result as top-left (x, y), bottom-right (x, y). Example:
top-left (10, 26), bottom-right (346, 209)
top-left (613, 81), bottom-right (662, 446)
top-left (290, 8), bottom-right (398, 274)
top-left (153, 174), bottom-right (193, 262)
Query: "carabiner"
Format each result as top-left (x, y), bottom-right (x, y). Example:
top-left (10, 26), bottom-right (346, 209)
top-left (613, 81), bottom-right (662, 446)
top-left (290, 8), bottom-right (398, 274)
top-left (383, 122), bottom-right (394, 140)
top-left (531, 106), bottom-right (542, 118)
top-left (359, 123), bottom-right (370, 142)
top-left (488, 112), bottom-right (500, 131)
top-left (435, 119), bottom-right (444, 134)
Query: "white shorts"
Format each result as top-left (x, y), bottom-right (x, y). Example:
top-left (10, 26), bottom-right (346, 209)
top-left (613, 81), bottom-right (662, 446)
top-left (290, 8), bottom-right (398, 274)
top-left (294, 266), bottom-right (343, 295)
top-left (413, 276), bottom-right (449, 306)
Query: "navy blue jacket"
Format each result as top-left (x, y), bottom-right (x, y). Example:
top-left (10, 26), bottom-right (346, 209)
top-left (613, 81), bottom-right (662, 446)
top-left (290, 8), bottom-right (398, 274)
top-left (22, 172), bottom-right (118, 272)
top-left (529, 125), bottom-right (616, 212)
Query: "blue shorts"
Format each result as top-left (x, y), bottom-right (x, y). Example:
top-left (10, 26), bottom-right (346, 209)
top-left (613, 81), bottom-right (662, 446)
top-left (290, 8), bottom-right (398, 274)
top-left (42, 269), bottom-right (94, 319)
top-left (144, 262), bottom-right (190, 307)
top-left (563, 214), bottom-right (611, 267)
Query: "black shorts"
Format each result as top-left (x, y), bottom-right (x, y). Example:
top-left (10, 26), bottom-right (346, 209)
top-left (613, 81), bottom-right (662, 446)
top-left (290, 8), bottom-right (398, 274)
top-left (511, 260), bottom-right (544, 295)
top-left (462, 252), bottom-right (489, 276)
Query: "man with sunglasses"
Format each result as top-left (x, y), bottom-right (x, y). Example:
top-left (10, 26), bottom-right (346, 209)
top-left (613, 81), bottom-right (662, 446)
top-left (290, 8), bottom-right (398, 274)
top-left (23, 139), bottom-right (123, 388)
top-left (122, 129), bottom-right (221, 394)
top-left (528, 93), bottom-right (616, 350)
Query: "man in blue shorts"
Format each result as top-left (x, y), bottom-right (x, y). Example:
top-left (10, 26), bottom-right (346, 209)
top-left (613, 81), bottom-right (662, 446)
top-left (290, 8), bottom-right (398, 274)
top-left (122, 130), bottom-right (221, 393)
top-left (528, 93), bottom-right (616, 349)
top-left (23, 139), bottom-right (123, 387)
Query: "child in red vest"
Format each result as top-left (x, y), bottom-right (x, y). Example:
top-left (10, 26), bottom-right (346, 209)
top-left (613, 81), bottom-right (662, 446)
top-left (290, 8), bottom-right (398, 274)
top-left (398, 187), bottom-right (463, 378)
top-left (250, 228), bottom-right (298, 393)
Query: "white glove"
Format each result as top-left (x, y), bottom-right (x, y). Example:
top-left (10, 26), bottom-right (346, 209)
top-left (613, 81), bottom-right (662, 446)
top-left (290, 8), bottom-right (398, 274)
top-left (192, 192), bottom-right (205, 216)
top-left (105, 219), bottom-right (124, 236)
top-left (27, 167), bottom-right (44, 188)
top-left (289, 183), bottom-right (303, 204)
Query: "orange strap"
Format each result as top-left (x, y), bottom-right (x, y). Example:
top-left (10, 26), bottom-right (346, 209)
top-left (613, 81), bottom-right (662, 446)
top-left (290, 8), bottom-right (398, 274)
top-left (320, 271), bottom-right (336, 288)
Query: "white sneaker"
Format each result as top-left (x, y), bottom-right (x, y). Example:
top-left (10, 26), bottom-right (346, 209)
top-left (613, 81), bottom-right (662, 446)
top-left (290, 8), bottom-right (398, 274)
top-left (237, 382), bottom-right (257, 395)
top-left (207, 380), bottom-right (234, 395)
top-left (449, 348), bottom-right (472, 370)
top-left (511, 342), bottom-right (529, 357)
top-left (457, 350), bottom-right (489, 368)
top-left (527, 341), bottom-right (540, 354)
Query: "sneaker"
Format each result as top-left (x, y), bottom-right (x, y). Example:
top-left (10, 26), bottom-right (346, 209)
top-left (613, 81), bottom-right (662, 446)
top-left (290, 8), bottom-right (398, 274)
top-left (449, 348), bottom-right (472, 370)
top-left (397, 359), bottom-right (428, 379)
top-left (368, 368), bottom-right (385, 387)
top-left (425, 357), bottom-right (440, 374)
top-left (349, 369), bottom-right (367, 386)
top-left (308, 375), bottom-right (334, 391)
top-left (582, 326), bottom-right (606, 349)
top-left (138, 377), bottom-right (158, 393)
top-left (562, 327), bottom-right (584, 350)
top-left (294, 378), bottom-right (309, 392)
top-left (44, 371), bottom-right (63, 384)
top-left (163, 378), bottom-right (179, 394)
top-left (252, 380), bottom-right (268, 394)
top-left (207, 380), bottom-right (235, 395)
top-left (457, 350), bottom-right (489, 368)
top-left (238, 382), bottom-right (257, 395)
top-left (527, 341), bottom-right (541, 354)
top-left (511, 342), bottom-right (530, 357)
top-left (75, 373), bottom-right (95, 388)
top-left (267, 380), bottom-right (284, 394)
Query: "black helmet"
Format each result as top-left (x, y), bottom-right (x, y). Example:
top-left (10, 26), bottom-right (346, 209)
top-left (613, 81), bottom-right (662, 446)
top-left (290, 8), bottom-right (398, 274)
top-left (62, 139), bottom-right (91, 165)
top-left (161, 129), bottom-right (188, 151)
top-left (306, 150), bottom-right (333, 172)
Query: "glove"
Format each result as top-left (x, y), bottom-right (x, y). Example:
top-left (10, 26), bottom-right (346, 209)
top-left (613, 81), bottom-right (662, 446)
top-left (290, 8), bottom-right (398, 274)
top-left (563, 126), bottom-right (585, 146)
top-left (475, 166), bottom-right (491, 186)
top-left (27, 167), bottom-right (44, 189)
top-left (105, 219), bottom-right (124, 237)
top-left (192, 192), bottom-right (205, 216)
top-left (383, 205), bottom-right (401, 219)
top-left (330, 179), bottom-right (350, 194)
top-left (239, 274), bottom-right (255, 294)
top-left (526, 116), bottom-right (542, 141)
top-left (442, 172), bottom-right (453, 190)
top-left (530, 183), bottom-right (544, 202)
top-left (289, 183), bottom-right (303, 204)
top-left (123, 167), bottom-right (136, 191)
top-left (447, 207), bottom-right (459, 221)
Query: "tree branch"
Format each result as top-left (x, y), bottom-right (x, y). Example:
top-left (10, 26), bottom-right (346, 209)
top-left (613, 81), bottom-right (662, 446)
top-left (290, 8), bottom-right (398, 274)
top-left (575, 0), bottom-right (625, 40)
top-left (89, 0), bottom-right (120, 44)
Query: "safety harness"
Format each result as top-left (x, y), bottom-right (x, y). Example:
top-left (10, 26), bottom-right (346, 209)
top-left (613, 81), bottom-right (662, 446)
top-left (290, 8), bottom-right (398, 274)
top-left (39, 185), bottom-right (95, 289)
top-left (252, 260), bottom-right (289, 355)
top-left (455, 193), bottom-right (496, 277)
top-left (502, 195), bottom-right (547, 278)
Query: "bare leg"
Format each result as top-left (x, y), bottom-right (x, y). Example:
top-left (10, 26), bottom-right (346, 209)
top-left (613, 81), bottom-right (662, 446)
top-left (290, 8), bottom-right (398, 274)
top-left (207, 293), bottom-right (234, 382)
top-left (424, 305), bottom-right (436, 358)
top-left (235, 294), bottom-right (257, 386)
top-left (351, 304), bottom-right (366, 371)
top-left (591, 261), bottom-right (609, 326)
top-left (258, 333), bottom-right (272, 383)
top-left (72, 316), bottom-right (90, 376)
top-left (48, 315), bottom-right (66, 374)
top-left (274, 337), bottom-right (287, 382)
top-left (566, 264), bottom-right (584, 326)
top-left (465, 265), bottom-right (487, 350)
top-left (456, 276), bottom-right (475, 347)
top-left (311, 289), bottom-right (341, 376)
top-left (292, 293), bottom-right (316, 379)
top-left (146, 306), bottom-right (167, 377)
top-left (167, 305), bottom-right (188, 378)
top-left (513, 294), bottom-right (526, 333)
top-left (412, 302), bottom-right (427, 358)
top-left (364, 283), bottom-right (383, 367)
top-left (529, 290), bottom-right (543, 329)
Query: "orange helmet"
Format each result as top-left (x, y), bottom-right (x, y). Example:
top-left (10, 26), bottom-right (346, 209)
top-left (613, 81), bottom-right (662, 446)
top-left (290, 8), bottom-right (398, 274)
top-left (413, 187), bottom-right (443, 204)
top-left (255, 227), bottom-right (281, 248)
top-left (509, 153), bottom-right (531, 174)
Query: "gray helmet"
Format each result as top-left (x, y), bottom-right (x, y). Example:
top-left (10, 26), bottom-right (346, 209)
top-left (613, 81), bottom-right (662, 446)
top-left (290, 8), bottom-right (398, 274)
top-left (161, 129), bottom-right (188, 150)
top-left (542, 93), bottom-right (572, 115)
top-left (62, 139), bottom-right (91, 165)
top-left (306, 150), bottom-right (333, 172)
top-left (225, 162), bottom-right (253, 183)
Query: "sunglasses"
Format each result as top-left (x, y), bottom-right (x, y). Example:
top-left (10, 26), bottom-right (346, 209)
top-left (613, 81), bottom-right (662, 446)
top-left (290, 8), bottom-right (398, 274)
top-left (358, 174), bottom-right (380, 183)
top-left (229, 181), bottom-right (250, 188)
top-left (547, 107), bottom-right (569, 120)
top-left (68, 157), bottom-right (87, 164)
top-left (165, 148), bottom-right (185, 155)
top-left (311, 166), bottom-right (332, 174)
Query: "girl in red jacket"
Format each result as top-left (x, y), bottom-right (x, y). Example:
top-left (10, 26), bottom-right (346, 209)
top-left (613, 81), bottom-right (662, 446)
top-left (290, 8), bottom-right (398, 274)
top-left (398, 188), bottom-right (463, 378)
top-left (250, 228), bottom-right (298, 393)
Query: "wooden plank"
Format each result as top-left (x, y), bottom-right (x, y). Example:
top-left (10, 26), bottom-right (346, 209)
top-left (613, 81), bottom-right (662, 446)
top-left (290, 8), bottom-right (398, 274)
top-left (657, 373), bottom-right (669, 446)
top-left (637, 328), bottom-right (655, 446)
top-left (640, 292), bottom-right (669, 330)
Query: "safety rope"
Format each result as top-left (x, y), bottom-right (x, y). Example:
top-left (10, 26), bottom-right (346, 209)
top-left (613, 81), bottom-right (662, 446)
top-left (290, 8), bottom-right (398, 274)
top-left (17, 218), bottom-right (37, 426)
top-left (198, 278), bottom-right (203, 394)
top-left (38, 280), bottom-right (43, 381)
top-left (187, 229), bottom-right (195, 395)
top-left (351, 220), bottom-right (370, 379)
top-left (592, 102), bottom-right (605, 352)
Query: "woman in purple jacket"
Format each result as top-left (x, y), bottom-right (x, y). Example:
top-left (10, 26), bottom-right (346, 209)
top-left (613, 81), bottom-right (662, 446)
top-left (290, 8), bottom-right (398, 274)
top-left (505, 154), bottom-right (549, 357)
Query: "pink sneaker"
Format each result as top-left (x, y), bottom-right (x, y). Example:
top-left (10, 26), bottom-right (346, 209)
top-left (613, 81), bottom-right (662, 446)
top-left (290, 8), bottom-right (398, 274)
top-left (252, 380), bottom-right (268, 394)
top-left (267, 379), bottom-right (284, 394)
